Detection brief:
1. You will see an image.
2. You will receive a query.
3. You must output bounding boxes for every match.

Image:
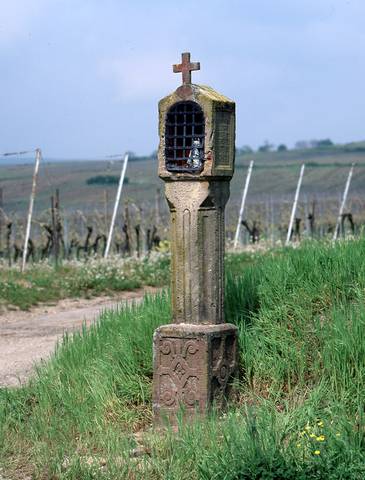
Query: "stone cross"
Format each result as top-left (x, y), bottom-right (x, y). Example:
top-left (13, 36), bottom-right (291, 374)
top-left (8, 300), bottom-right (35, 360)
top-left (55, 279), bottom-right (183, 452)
top-left (153, 53), bottom-right (237, 423)
top-left (173, 52), bottom-right (200, 85)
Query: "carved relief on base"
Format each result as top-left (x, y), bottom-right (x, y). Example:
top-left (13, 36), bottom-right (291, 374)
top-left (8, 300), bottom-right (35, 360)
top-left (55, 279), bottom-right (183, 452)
top-left (210, 333), bottom-right (237, 407)
top-left (155, 337), bottom-right (204, 412)
top-left (153, 324), bottom-right (238, 421)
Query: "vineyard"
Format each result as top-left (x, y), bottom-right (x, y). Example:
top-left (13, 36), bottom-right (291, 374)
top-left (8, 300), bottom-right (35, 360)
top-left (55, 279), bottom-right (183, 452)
top-left (1, 145), bottom-right (365, 266)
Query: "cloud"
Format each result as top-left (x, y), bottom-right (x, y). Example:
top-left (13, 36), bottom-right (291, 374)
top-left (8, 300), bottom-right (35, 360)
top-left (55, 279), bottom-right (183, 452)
top-left (99, 51), bottom-right (179, 102)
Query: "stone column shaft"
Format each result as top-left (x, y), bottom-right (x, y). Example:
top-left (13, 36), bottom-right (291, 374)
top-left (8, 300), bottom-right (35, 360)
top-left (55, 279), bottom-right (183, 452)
top-left (165, 180), bottom-right (229, 325)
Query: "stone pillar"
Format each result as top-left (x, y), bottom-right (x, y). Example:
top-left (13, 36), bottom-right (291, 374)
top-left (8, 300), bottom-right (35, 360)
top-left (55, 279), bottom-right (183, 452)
top-left (153, 53), bottom-right (238, 422)
top-left (166, 180), bottom-right (229, 325)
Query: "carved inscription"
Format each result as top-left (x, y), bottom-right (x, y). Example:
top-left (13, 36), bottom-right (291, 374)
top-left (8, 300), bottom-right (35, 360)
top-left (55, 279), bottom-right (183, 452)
top-left (214, 106), bottom-right (235, 171)
top-left (157, 338), bottom-right (202, 410)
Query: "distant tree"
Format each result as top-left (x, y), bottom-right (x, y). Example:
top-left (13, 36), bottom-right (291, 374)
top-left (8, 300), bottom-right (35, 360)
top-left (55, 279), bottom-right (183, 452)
top-left (125, 150), bottom-right (136, 159)
top-left (258, 140), bottom-right (274, 153)
top-left (86, 175), bottom-right (129, 186)
top-left (309, 139), bottom-right (319, 148)
top-left (295, 140), bottom-right (310, 149)
top-left (277, 144), bottom-right (287, 152)
top-left (236, 145), bottom-right (253, 155)
top-left (317, 138), bottom-right (333, 148)
top-left (295, 139), bottom-right (334, 150)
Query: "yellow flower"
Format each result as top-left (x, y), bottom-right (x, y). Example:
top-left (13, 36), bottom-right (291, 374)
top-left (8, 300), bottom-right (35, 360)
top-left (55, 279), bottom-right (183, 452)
top-left (314, 450), bottom-right (321, 455)
top-left (317, 421), bottom-right (324, 427)
top-left (309, 433), bottom-right (316, 438)
top-left (296, 443), bottom-right (302, 448)
top-left (316, 435), bottom-right (325, 442)
top-left (336, 433), bottom-right (341, 437)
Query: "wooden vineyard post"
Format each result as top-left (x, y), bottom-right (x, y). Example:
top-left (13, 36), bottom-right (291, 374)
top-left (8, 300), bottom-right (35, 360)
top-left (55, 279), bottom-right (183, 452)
top-left (22, 148), bottom-right (41, 272)
top-left (6, 222), bottom-right (12, 267)
top-left (51, 190), bottom-right (61, 265)
top-left (135, 224), bottom-right (141, 258)
top-left (124, 203), bottom-right (131, 256)
top-left (51, 195), bottom-right (56, 261)
top-left (233, 160), bottom-right (254, 249)
top-left (155, 188), bottom-right (161, 226)
top-left (103, 189), bottom-right (109, 233)
top-left (55, 189), bottom-right (61, 263)
top-left (333, 164), bottom-right (355, 241)
top-left (104, 153), bottom-right (129, 258)
top-left (63, 214), bottom-right (69, 257)
top-left (304, 195), bottom-right (309, 238)
top-left (285, 163), bottom-right (305, 246)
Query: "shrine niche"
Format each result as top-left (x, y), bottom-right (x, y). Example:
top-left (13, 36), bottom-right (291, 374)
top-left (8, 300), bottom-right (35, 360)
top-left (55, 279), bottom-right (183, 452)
top-left (165, 101), bottom-right (205, 173)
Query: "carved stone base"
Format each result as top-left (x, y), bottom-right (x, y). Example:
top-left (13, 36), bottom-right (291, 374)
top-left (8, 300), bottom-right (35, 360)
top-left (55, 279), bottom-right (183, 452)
top-left (153, 323), bottom-right (238, 423)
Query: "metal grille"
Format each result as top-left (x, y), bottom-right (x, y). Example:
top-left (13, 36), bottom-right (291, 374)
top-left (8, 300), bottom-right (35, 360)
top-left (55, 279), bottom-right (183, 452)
top-left (165, 101), bottom-right (205, 172)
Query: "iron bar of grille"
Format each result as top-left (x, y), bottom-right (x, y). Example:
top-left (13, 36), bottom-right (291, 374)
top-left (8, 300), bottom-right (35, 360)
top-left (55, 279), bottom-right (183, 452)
top-left (165, 101), bottom-right (205, 172)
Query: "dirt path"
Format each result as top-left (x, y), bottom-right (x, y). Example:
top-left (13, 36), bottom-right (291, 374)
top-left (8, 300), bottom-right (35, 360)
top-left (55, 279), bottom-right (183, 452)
top-left (0, 287), bottom-right (158, 388)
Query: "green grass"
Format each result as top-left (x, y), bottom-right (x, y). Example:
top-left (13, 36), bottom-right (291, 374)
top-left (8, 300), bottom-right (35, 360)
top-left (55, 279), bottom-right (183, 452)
top-left (0, 254), bottom-right (171, 310)
top-left (1, 240), bottom-right (365, 478)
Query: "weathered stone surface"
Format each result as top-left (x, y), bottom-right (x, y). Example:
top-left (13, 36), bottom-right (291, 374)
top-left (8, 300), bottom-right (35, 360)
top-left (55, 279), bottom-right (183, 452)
top-left (166, 180), bottom-right (229, 325)
top-left (153, 323), bottom-right (238, 422)
top-left (158, 83), bottom-right (235, 180)
top-left (152, 54), bottom-right (237, 423)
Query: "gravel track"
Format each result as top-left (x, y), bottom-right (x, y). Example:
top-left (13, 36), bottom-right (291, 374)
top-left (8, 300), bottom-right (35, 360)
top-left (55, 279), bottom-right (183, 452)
top-left (0, 288), bottom-right (157, 388)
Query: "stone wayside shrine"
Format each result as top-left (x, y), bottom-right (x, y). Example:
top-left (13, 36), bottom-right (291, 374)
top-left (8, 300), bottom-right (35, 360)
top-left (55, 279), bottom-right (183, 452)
top-left (153, 52), bottom-right (238, 421)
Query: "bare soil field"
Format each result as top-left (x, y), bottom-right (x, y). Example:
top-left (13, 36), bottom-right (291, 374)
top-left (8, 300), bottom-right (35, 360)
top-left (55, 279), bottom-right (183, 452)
top-left (0, 287), bottom-right (158, 388)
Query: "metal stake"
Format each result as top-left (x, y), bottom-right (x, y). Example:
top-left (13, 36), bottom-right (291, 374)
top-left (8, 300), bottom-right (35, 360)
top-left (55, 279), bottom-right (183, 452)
top-left (285, 163), bottom-right (305, 246)
top-left (22, 148), bottom-right (41, 271)
top-left (104, 153), bottom-right (129, 258)
top-left (233, 160), bottom-right (254, 249)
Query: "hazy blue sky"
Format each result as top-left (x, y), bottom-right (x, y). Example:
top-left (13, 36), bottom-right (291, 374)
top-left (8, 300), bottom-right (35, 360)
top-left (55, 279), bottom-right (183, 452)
top-left (0, 0), bottom-right (364, 157)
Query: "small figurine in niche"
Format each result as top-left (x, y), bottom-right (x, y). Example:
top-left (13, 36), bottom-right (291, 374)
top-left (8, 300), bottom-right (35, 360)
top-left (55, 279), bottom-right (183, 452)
top-left (187, 139), bottom-right (203, 169)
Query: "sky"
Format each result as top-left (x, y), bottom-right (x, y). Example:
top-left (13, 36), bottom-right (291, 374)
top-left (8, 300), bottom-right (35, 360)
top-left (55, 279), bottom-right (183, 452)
top-left (0, 0), bottom-right (364, 158)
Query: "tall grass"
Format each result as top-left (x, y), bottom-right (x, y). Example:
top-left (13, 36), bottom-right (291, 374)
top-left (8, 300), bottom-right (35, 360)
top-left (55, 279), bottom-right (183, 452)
top-left (1, 240), bottom-right (365, 478)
